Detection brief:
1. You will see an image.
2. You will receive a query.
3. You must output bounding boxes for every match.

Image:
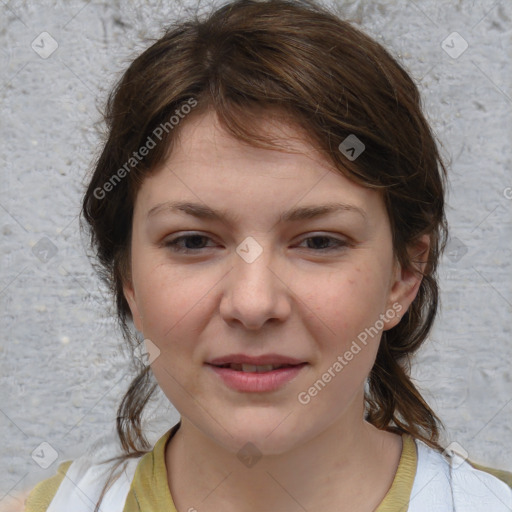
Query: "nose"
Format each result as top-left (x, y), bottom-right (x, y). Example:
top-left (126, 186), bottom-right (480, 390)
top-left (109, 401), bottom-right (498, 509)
top-left (219, 239), bottom-right (291, 330)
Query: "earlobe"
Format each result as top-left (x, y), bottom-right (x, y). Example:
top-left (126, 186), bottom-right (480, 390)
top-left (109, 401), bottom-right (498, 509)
top-left (385, 234), bottom-right (430, 330)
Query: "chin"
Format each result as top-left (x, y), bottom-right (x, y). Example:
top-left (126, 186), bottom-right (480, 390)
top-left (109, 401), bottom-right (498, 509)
top-left (210, 413), bottom-right (310, 457)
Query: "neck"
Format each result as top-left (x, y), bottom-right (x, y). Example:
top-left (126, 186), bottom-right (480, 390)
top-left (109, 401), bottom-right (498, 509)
top-left (165, 400), bottom-right (403, 512)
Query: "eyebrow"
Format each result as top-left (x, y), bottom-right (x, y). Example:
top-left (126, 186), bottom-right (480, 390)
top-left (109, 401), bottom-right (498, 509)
top-left (146, 200), bottom-right (367, 224)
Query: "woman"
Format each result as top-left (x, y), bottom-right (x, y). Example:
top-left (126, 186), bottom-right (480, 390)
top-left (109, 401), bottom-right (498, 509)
top-left (23, 0), bottom-right (512, 510)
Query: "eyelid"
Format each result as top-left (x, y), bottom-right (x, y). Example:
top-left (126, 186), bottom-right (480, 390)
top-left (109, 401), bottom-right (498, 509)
top-left (162, 231), bottom-right (351, 254)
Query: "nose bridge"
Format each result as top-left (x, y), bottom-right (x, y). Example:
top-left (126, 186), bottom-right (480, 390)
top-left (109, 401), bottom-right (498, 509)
top-left (221, 235), bottom-right (289, 329)
top-left (234, 235), bottom-right (278, 296)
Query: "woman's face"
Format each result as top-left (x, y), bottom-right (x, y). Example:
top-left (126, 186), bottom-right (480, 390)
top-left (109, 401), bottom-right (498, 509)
top-left (123, 110), bottom-right (424, 454)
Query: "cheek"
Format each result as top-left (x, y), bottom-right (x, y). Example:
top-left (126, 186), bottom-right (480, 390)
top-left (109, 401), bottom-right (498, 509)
top-left (137, 265), bottom-right (210, 341)
top-left (136, 265), bottom-right (215, 400)
top-left (300, 265), bottom-right (388, 342)
top-left (296, 269), bottom-right (386, 404)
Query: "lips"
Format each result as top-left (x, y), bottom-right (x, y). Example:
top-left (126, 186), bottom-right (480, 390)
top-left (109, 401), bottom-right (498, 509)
top-left (207, 359), bottom-right (308, 392)
top-left (207, 353), bottom-right (306, 367)
top-left (213, 363), bottom-right (299, 372)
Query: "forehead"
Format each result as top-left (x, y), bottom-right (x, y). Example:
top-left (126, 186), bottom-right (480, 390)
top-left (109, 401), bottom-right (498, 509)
top-left (134, 109), bottom-right (386, 229)
top-left (167, 109), bottom-right (332, 174)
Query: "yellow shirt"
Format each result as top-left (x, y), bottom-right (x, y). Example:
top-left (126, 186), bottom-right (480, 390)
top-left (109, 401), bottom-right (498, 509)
top-left (25, 422), bottom-right (512, 512)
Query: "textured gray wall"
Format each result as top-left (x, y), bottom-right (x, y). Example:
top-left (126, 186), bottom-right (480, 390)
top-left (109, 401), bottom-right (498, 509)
top-left (1, 0), bottom-right (511, 509)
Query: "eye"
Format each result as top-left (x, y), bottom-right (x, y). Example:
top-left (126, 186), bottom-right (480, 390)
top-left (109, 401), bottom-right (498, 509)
top-left (164, 234), bottom-right (215, 253)
top-left (297, 235), bottom-right (348, 252)
top-left (164, 233), bottom-right (348, 254)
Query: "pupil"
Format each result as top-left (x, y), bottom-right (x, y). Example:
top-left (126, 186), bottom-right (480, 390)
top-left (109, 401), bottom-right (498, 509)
top-left (308, 236), bottom-right (329, 249)
top-left (188, 235), bottom-right (206, 248)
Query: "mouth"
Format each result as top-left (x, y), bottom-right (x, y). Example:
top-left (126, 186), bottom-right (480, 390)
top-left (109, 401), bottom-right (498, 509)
top-left (206, 361), bottom-right (308, 392)
top-left (208, 363), bottom-right (304, 373)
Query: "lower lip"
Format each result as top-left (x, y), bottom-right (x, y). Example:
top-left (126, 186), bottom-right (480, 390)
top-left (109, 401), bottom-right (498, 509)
top-left (206, 363), bottom-right (308, 392)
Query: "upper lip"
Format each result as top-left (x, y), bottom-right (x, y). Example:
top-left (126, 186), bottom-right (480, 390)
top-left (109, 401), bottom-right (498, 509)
top-left (206, 354), bottom-right (306, 366)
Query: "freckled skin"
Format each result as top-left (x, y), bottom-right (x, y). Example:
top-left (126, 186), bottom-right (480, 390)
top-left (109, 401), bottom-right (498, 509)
top-left (123, 111), bottom-right (428, 512)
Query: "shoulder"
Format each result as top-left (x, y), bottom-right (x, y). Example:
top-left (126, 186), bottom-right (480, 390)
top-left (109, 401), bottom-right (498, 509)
top-left (409, 437), bottom-right (512, 512)
top-left (23, 433), bottom-right (144, 512)
top-left (467, 460), bottom-right (512, 489)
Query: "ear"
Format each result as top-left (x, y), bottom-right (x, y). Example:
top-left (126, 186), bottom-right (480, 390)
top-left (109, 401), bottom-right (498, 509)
top-left (123, 277), bottom-right (144, 333)
top-left (384, 234), bottom-right (430, 330)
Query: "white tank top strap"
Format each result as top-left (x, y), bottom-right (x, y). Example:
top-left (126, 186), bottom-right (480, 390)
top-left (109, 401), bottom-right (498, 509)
top-left (47, 431), bottom-right (143, 512)
top-left (409, 438), bottom-right (512, 511)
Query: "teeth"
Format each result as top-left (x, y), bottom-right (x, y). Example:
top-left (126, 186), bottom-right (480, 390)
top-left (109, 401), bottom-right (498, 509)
top-left (228, 363), bottom-right (285, 372)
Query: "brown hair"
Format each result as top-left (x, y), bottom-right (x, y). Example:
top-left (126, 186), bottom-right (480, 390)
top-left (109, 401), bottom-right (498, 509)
top-left (80, 0), bottom-right (448, 508)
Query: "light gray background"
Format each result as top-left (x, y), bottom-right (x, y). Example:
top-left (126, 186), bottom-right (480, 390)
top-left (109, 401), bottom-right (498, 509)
top-left (1, 0), bottom-right (511, 508)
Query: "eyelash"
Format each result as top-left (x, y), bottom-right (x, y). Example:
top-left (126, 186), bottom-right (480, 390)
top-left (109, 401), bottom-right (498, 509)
top-left (164, 233), bottom-right (349, 254)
